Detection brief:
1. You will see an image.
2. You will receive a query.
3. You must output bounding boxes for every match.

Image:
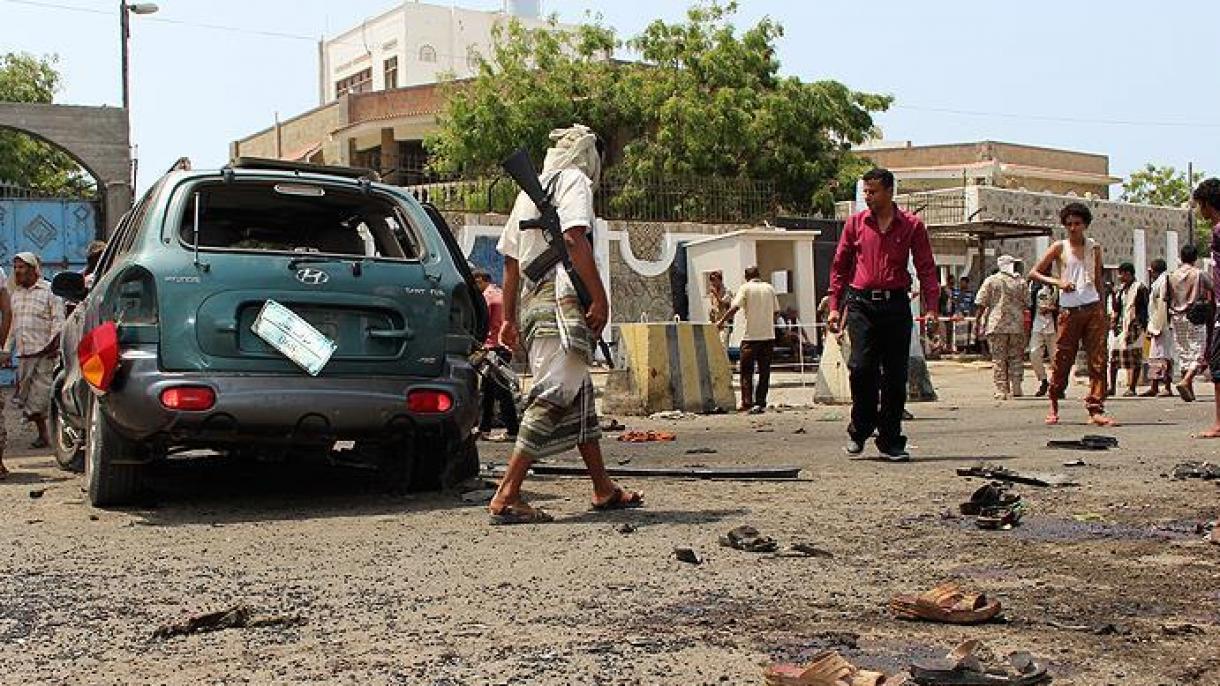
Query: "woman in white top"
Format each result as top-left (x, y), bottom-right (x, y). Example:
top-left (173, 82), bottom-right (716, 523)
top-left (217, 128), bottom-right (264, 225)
top-left (1027, 202), bottom-right (1116, 427)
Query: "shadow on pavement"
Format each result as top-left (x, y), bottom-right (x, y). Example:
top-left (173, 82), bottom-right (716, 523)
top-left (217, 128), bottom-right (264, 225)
top-left (122, 452), bottom-right (464, 526)
top-left (553, 507), bottom-right (749, 526)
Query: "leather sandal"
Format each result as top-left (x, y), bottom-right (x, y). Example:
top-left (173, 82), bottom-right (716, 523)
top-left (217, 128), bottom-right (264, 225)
top-left (765, 650), bottom-right (909, 686)
top-left (889, 582), bottom-right (1002, 624)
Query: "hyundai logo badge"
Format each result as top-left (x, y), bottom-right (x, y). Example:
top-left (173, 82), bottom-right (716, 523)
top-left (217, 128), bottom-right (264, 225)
top-left (295, 267), bottom-right (329, 285)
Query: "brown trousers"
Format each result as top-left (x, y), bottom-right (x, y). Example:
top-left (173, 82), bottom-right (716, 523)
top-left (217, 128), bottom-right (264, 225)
top-left (1049, 301), bottom-right (1108, 414)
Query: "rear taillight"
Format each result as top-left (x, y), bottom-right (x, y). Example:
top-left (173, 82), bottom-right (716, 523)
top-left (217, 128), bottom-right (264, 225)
top-left (407, 389), bottom-right (453, 414)
top-left (160, 386), bottom-right (216, 411)
top-left (78, 322), bottom-right (120, 391)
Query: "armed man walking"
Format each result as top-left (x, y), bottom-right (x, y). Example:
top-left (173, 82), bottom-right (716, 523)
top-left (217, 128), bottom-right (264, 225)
top-left (826, 168), bottom-right (940, 461)
top-left (489, 124), bottom-right (643, 524)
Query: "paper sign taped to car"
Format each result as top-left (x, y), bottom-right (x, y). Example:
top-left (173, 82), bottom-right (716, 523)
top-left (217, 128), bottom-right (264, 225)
top-left (251, 299), bottom-right (337, 376)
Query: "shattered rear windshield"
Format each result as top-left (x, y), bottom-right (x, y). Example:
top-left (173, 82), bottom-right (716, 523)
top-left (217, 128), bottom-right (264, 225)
top-left (178, 181), bottom-right (423, 259)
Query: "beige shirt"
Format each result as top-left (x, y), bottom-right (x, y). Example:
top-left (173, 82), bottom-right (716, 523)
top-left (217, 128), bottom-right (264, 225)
top-left (732, 279), bottom-right (780, 342)
top-left (975, 272), bottom-right (1027, 335)
top-left (9, 279), bottom-right (65, 356)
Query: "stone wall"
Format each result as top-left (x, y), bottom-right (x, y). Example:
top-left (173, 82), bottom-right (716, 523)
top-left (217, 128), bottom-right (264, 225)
top-left (977, 187), bottom-right (1188, 270)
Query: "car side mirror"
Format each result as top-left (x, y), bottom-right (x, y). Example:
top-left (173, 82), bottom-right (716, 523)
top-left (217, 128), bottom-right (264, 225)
top-left (51, 271), bottom-right (88, 302)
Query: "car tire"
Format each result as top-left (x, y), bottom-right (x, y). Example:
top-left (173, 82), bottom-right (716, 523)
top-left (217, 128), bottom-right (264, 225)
top-left (83, 396), bottom-right (145, 507)
top-left (440, 435), bottom-right (479, 490)
top-left (50, 396), bottom-right (85, 473)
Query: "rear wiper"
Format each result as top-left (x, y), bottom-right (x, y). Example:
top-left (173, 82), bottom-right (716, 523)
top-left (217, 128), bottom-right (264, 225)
top-left (287, 255), bottom-right (366, 276)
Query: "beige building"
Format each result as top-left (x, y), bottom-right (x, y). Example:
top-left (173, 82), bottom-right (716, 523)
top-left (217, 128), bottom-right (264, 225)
top-left (857, 140), bottom-right (1121, 199)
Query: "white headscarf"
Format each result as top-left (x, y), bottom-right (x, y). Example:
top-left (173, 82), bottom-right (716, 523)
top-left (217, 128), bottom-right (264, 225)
top-left (541, 123), bottom-right (602, 184)
top-left (996, 254), bottom-right (1019, 277)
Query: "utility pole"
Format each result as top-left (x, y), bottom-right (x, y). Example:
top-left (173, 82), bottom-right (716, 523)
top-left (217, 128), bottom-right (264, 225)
top-left (1188, 162), bottom-right (1195, 247)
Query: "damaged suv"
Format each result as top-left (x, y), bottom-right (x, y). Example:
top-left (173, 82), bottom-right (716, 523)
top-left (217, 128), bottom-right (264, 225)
top-left (50, 158), bottom-right (487, 506)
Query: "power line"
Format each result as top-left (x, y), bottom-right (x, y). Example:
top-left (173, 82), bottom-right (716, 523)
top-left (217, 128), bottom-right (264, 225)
top-left (891, 104), bottom-right (1220, 130)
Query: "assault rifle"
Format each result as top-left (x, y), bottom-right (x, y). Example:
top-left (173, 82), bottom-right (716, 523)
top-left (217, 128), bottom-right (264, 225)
top-left (500, 147), bottom-right (614, 368)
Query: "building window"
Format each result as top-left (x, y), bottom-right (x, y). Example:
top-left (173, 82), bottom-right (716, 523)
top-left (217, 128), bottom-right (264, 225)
top-left (419, 44), bottom-right (437, 63)
top-left (383, 56), bottom-right (398, 90)
top-left (466, 50), bottom-right (482, 71)
top-left (334, 67), bottom-right (372, 98)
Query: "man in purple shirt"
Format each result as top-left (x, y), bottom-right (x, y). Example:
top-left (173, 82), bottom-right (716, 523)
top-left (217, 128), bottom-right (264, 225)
top-left (827, 168), bottom-right (941, 460)
top-left (1192, 178), bottom-right (1220, 439)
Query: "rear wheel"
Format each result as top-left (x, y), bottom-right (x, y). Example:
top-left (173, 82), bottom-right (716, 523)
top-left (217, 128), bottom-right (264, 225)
top-left (83, 397), bottom-right (145, 507)
top-left (50, 396), bottom-right (85, 473)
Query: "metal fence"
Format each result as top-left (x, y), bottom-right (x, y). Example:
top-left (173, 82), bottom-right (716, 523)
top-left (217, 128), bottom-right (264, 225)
top-left (0, 183), bottom-right (98, 201)
top-left (404, 173), bottom-right (779, 224)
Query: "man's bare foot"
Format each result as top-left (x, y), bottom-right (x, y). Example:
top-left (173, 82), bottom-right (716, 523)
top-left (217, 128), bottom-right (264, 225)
top-left (1088, 414), bottom-right (1118, 427)
top-left (487, 499), bottom-right (553, 525)
top-left (1044, 413), bottom-right (1059, 425)
top-left (592, 486), bottom-right (644, 510)
top-left (1192, 426), bottom-right (1220, 439)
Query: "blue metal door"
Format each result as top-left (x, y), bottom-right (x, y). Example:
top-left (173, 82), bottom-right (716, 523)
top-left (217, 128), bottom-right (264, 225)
top-left (0, 197), bottom-right (100, 385)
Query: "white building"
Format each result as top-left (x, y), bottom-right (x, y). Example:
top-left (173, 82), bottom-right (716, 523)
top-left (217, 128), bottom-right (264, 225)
top-left (318, 0), bottom-right (576, 104)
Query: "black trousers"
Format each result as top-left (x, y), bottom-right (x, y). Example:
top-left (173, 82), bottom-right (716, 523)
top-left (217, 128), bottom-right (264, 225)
top-left (479, 348), bottom-right (520, 435)
top-left (845, 292), bottom-right (912, 450)
top-left (739, 340), bottom-right (774, 409)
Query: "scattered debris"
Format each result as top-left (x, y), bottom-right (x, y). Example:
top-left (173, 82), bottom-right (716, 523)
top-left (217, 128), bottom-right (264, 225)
top-left (599, 417), bottom-right (627, 432)
top-left (814, 412), bottom-right (843, 422)
top-left (1062, 459), bottom-right (1087, 467)
top-left (648, 410), bottom-right (697, 421)
top-left (786, 542), bottom-right (833, 558)
top-left (891, 581), bottom-right (1003, 624)
top-left (460, 488), bottom-right (497, 505)
top-left (617, 523), bottom-right (637, 535)
top-left (960, 482), bottom-right (1025, 530)
top-left (28, 489), bottom-right (45, 499)
top-left (500, 463), bottom-right (801, 480)
top-left (673, 547), bottom-right (702, 565)
top-left (793, 427), bottom-right (807, 434)
top-left (617, 430), bottom-right (676, 443)
top-left (718, 525), bottom-right (778, 553)
top-left (957, 464), bottom-right (1078, 488)
top-left (1047, 434), bottom-right (1118, 451)
top-left (1171, 461), bottom-right (1220, 481)
top-left (1161, 623), bottom-right (1206, 636)
top-left (684, 447), bottom-right (717, 455)
top-left (88, 514), bottom-right (99, 522)
top-left (152, 605), bottom-right (305, 640)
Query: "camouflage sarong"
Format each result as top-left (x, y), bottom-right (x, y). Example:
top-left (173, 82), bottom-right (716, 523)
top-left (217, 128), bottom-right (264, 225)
top-left (513, 281), bottom-right (601, 461)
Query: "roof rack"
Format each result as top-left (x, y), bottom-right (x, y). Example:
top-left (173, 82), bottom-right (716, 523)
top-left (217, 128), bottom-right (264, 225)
top-left (228, 157), bottom-right (381, 181)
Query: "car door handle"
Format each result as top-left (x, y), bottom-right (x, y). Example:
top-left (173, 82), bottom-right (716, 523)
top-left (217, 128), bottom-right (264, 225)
top-left (215, 320), bottom-right (238, 333)
top-left (367, 327), bottom-right (413, 340)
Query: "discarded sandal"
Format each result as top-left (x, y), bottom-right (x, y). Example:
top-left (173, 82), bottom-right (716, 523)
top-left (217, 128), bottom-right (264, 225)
top-left (765, 650), bottom-right (909, 686)
top-left (909, 640), bottom-right (1050, 685)
top-left (890, 582), bottom-right (1002, 625)
top-left (975, 503), bottom-right (1024, 530)
top-left (959, 483), bottom-right (1020, 515)
top-left (617, 430), bottom-right (676, 443)
top-left (718, 525), bottom-right (778, 553)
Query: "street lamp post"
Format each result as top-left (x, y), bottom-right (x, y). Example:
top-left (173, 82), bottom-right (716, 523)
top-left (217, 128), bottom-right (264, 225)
top-left (120, 0), bottom-right (159, 111)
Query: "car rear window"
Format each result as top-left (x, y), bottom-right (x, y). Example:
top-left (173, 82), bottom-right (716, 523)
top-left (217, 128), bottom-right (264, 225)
top-left (179, 181), bottom-right (423, 259)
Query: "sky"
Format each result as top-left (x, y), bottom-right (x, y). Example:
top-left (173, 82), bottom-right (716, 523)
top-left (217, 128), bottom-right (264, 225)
top-left (4, 0), bottom-right (1219, 193)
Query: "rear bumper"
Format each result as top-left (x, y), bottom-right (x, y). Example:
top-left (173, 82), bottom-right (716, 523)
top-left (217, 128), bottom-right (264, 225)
top-left (102, 352), bottom-right (478, 446)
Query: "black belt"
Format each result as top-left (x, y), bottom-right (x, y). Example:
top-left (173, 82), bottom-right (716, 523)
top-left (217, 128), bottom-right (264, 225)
top-left (1060, 300), bottom-right (1101, 312)
top-left (848, 287), bottom-right (908, 302)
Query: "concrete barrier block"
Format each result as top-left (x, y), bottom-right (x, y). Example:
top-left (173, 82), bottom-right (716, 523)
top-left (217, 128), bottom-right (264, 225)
top-left (604, 323), bottom-right (734, 415)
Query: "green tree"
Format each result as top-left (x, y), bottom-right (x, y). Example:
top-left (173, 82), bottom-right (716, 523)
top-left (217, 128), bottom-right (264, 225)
top-left (1121, 163), bottom-right (1211, 245)
top-left (0, 52), bottom-right (95, 196)
top-left (426, 2), bottom-right (889, 217)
